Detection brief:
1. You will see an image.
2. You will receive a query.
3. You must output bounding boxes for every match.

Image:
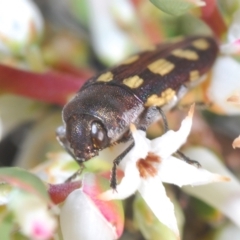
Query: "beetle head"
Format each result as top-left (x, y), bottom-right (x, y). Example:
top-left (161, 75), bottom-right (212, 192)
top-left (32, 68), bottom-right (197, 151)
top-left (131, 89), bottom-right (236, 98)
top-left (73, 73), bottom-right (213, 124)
top-left (66, 114), bottom-right (110, 162)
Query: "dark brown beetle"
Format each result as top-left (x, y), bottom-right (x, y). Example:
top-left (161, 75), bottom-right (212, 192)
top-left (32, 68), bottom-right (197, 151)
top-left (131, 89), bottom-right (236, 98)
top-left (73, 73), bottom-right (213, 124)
top-left (57, 36), bottom-right (218, 188)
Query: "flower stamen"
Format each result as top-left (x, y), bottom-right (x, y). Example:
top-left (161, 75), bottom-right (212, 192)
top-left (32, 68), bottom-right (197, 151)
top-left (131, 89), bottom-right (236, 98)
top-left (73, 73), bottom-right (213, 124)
top-left (136, 152), bottom-right (161, 178)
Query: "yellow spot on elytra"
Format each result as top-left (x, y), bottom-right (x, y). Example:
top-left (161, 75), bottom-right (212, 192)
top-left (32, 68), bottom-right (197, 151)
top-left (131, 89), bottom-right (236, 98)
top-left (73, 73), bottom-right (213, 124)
top-left (192, 39), bottom-right (209, 50)
top-left (145, 88), bottom-right (176, 107)
top-left (97, 72), bottom-right (113, 82)
top-left (123, 75), bottom-right (144, 88)
top-left (148, 59), bottom-right (175, 76)
top-left (190, 70), bottom-right (200, 82)
top-left (145, 95), bottom-right (165, 107)
top-left (172, 49), bottom-right (199, 60)
top-left (162, 88), bottom-right (176, 101)
top-left (122, 55), bottom-right (139, 65)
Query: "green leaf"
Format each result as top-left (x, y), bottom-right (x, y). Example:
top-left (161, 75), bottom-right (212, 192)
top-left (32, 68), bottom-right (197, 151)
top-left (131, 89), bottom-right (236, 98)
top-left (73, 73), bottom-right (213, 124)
top-left (150, 0), bottom-right (196, 16)
top-left (177, 14), bottom-right (212, 35)
top-left (0, 167), bottom-right (50, 203)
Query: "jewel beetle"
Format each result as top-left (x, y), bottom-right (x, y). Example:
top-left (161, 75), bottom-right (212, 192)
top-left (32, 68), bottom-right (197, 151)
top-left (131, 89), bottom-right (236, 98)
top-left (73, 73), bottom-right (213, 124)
top-left (57, 36), bottom-right (218, 188)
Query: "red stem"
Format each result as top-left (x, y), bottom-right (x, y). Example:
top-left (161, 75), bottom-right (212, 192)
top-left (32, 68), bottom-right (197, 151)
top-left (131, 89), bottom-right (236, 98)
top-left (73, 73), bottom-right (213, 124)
top-left (0, 64), bottom-right (93, 106)
top-left (201, 0), bottom-right (227, 39)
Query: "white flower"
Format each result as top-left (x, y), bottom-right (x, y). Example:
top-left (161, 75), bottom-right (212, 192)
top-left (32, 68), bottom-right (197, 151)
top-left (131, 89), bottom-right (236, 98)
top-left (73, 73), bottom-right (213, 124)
top-left (100, 105), bottom-right (229, 238)
top-left (60, 173), bottom-right (124, 240)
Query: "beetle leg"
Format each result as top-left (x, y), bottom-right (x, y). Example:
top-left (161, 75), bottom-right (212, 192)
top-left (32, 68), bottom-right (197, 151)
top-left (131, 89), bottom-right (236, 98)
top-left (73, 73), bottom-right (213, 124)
top-left (157, 107), bottom-right (169, 132)
top-left (110, 141), bottom-right (135, 190)
top-left (137, 106), bottom-right (169, 131)
top-left (176, 151), bottom-right (201, 168)
top-left (65, 163), bottom-right (85, 182)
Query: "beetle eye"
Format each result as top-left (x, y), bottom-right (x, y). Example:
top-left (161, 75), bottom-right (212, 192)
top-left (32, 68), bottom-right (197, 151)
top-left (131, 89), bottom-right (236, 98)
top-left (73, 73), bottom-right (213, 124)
top-left (91, 121), bottom-right (108, 149)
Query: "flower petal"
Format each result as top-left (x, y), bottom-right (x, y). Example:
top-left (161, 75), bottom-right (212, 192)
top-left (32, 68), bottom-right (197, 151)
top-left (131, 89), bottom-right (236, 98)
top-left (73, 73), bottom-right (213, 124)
top-left (232, 135), bottom-right (240, 149)
top-left (208, 56), bottom-right (240, 114)
top-left (60, 189), bottom-right (117, 240)
top-left (82, 173), bottom-right (124, 238)
top-left (151, 105), bottom-right (194, 158)
top-left (183, 147), bottom-right (240, 227)
top-left (119, 126), bottom-right (150, 170)
top-left (159, 156), bottom-right (229, 187)
top-left (138, 176), bottom-right (180, 238)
